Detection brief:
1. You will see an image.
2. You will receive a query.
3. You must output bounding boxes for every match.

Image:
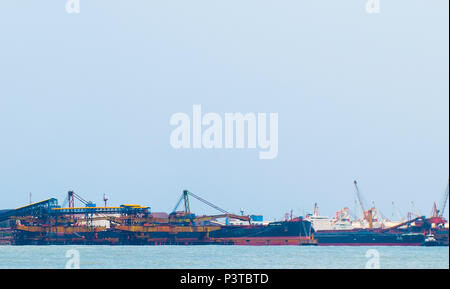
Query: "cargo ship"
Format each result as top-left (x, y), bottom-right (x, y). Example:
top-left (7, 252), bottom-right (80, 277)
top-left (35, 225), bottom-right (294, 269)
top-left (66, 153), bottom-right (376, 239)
top-left (312, 216), bottom-right (449, 246)
top-left (2, 187), bottom-right (448, 246)
top-left (1, 190), bottom-right (316, 246)
top-left (308, 180), bottom-right (449, 246)
top-left (313, 230), bottom-right (425, 246)
top-left (305, 205), bottom-right (433, 246)
top-left (209, 218), bottom-right (314, 245)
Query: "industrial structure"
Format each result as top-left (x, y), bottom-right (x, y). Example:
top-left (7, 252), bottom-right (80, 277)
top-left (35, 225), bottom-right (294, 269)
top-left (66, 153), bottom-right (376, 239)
top-left (308, 180), bottom-right (449, 246)
top-left (0, 180), bottom-right (448, 246)
top-left (0, 190), bottom-right (316, 246)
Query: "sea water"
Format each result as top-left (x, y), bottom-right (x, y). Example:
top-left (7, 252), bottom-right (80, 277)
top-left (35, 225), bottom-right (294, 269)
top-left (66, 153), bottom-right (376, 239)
top-left (0, 245), bottom-right (448, 269)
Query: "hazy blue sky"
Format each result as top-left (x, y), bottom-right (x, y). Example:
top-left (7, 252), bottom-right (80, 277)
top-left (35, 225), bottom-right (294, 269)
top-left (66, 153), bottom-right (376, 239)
top-left (0, 1), bottom-right (448, 220)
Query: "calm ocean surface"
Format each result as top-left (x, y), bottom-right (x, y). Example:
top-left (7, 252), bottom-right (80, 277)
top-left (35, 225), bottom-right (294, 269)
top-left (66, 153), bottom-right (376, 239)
top-left (0, 245), bottom-right (448, 269)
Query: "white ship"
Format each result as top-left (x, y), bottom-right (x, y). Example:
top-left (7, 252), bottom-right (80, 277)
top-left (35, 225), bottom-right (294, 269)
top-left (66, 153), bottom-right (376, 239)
top-left (305, 204), bottom-right (353, 231)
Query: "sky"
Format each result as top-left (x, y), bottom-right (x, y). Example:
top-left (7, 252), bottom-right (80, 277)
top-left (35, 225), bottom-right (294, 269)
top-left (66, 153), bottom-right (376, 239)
top-left (0, 0), bottom-right (448, 221)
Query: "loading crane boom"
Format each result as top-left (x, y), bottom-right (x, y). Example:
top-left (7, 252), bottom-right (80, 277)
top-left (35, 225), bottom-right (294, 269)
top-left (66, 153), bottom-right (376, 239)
top-left (0, 199), bottom-right (59, 222)
top-left (171, 190), bottom-right (250, 225)
top-left (194, 214), bottom-right (250, 223)
top-left (353, 180), bottom-right (366, 217)
top-left (62, 190), bottom-right (95, 208)
top-left (353, 180), bottom-right (375, 228)
top-left (380, 216), bottom-right (426, 233)
top-left (438, 180), bottom-right (449, 217)
top-left (172, 190), bottom-right (230, 215)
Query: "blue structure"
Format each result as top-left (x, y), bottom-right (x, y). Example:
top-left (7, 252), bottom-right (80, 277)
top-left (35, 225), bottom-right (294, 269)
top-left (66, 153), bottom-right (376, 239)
top-left (250, 215), bottom-right (263, 222)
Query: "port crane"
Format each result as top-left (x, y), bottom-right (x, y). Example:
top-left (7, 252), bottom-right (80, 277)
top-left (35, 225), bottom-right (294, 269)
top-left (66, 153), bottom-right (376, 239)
top-left (172, 190), bottom-right (250, 224)
top-left (354, 181), bottom-right (366, 218)
top-left (429, 180), bottom-right (449, 227)
top-left (61, 190), bottom-right (96, 208)
top-left (353, 180), bottom-right (375, 229)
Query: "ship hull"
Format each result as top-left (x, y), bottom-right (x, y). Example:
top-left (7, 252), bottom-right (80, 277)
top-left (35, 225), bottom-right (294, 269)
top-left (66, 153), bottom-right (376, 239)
top-left (209, 221), bottom-right (316, 245)
top-left (314, 230), bottom-right (425, 246)
top-left (12, 220), bottom-right (317, 246)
